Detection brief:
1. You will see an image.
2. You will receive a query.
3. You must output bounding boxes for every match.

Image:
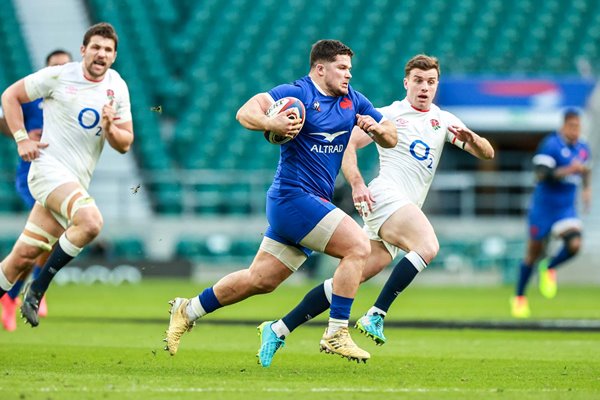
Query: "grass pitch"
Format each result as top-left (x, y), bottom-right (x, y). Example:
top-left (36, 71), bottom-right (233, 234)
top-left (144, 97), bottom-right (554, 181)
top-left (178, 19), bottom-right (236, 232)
top-left (1, 279), bottom-right (599, 399)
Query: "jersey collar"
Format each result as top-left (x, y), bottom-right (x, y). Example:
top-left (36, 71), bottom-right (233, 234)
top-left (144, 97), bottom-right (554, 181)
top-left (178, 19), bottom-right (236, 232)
top-left (309, 77), bottom-right (328, 96)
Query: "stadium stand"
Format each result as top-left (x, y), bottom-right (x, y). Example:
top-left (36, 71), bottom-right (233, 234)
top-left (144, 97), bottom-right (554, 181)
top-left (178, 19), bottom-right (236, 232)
top-left (2, 0), bottom-right (598, 215)
top-left (1, 0), bottom-right (598, 273)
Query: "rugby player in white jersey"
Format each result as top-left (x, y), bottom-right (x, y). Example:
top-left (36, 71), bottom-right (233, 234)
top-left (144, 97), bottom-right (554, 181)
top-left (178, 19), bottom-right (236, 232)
top-left (256, 54), bottom-right (494, 366)
top-left (0, 22), bottom-right (133, 327)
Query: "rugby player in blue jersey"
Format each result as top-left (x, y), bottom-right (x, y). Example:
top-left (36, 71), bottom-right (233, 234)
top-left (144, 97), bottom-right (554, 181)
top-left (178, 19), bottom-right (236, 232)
top-left (0, 49), bottom-right (71, 331)
top-left (164, 39), bottom-right (397, 363)
top-left (511, 109), bottom-right (592, 318)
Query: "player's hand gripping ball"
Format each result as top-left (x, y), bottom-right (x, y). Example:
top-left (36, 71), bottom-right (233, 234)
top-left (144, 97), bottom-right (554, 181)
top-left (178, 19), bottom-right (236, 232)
top-left (264, 97), bottom-right (305, 145)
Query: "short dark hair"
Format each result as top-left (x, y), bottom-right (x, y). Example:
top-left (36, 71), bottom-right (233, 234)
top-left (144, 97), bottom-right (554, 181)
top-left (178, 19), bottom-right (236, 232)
top-left (405, 54), bottom-right (440, 78)
top-left (563, 108), bottom-right (580, 123)
top-left (45, 49), bottom-right (72, 66)
top-left (83, 22), bottom-right (119, 51)
top-left (310, 40), bottom-right (354, 68)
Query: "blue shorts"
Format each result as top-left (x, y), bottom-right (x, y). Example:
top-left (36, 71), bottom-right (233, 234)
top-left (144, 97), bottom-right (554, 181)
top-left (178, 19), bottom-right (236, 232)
top-left (15, 171), bottom-right (35, 209)
top-left (528, 205), bottom-right (577, 240)
top-left (265, 190), bottom-right (336, 257)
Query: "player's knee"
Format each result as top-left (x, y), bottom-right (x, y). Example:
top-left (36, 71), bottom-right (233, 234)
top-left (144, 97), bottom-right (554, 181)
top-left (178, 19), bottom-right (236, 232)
top-left (249, 274), bottom-right (280, 294)
top-left (564, 231), bottom-right (582, 255)
top-left (567, 239), bottom-right (581, 255)
top-left (416, 238), bottom-right (439, 264)
top-left (74, 208), bottom-right (104, 240)
top-left (349, 237), bottom-right (371, 261)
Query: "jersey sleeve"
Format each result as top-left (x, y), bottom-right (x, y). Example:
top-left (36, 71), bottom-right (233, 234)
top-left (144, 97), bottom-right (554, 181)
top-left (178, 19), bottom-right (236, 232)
top-left (532, 136), bottom-right (557, 168)
top-left (441, 110), bottom-right (467, 149)
top-left (23, 65), bottom-right (64, 101)
top-left (114, 79), bottom-right (133, 124)
top-left (375, 103), bottom-right (396, 121)
top-left (355, 91), bottom-right (383, 123)
top-left (267, 83), bottom-right (304, 103)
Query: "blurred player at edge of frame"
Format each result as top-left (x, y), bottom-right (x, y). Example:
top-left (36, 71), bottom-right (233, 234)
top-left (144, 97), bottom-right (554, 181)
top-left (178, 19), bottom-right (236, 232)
top-left (511, 109), bottom-right (591, 318)
top-left (0, 49), bottom-right (72, 332)
top-left (164, 39), bottom-right (397, 364)
top-left (0, 22), bottom-right (134, 328)
top-left (256, 54), bottom-right (495, 367)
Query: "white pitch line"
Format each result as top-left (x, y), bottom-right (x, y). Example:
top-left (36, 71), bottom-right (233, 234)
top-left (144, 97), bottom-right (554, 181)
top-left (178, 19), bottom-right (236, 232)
top-left (4, 386), bottom-right (584, 394)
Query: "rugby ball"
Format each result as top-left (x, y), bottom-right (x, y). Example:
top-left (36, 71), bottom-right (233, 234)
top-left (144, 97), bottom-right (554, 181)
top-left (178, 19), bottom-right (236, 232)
top-left (263, 97), bottom-right (305, 145)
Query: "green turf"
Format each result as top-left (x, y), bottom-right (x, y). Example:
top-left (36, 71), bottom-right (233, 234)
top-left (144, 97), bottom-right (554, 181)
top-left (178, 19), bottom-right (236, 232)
top-left (1, 280), bottom-right (599, 400)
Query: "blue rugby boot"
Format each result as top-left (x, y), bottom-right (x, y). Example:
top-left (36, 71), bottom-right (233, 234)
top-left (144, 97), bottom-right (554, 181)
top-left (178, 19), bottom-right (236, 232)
top-left (257, 321), bottom-right (285, 367)
top-left (355, 313), bottom-right (386, 345)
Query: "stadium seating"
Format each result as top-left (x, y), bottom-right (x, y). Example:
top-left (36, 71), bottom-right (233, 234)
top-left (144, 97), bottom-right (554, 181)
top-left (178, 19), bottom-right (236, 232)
top-left (3, 0), bottom-right (599, 215)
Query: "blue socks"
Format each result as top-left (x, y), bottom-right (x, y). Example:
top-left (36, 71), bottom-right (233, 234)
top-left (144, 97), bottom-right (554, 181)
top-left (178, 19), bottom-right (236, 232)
top-left (6, 266), bottom-right (40, 299)
top-left (7, 280), bottom-right (25, 300)
top-left (516, 262), bottom-right (534, 296)
top-left (282, 282), bottom-right (330, 332)
top-left (330, 293), bottom-right (353, 320)
top-left (548, 246), bottom-right (574, 270)
top-left (31, 245), bottom-right (75, 294)
top-left (198, 287), bottom-right (222, 313)
top-left (374, 254), bottom-right (423, 313)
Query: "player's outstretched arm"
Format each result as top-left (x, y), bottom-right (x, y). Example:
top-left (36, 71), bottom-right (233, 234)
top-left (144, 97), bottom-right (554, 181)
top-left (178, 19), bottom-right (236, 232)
top-left (342, 127), bottom-right (376, 216)
top-left (356, 115), bottom-right (397, 148)
top-left (102, 100), bottom-right (133, 153)
top-left (448, 125), bottom-right (495, 160)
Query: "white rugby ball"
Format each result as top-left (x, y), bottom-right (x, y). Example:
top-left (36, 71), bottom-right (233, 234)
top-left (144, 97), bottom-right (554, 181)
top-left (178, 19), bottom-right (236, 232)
top-left (264, 97), bottom-right (306, 145)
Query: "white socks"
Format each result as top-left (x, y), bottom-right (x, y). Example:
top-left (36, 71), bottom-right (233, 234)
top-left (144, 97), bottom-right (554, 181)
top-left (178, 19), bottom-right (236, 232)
top-left (271, 320), bottom-right (290, 338)
top-left (186, 296), bottom-right (206, 321)
top-left (326, 317), bottom-right (348, 336)
top-left (0, 263), bottom-right (13, 291)
top-left (366, 306), bottom-right (387, 317)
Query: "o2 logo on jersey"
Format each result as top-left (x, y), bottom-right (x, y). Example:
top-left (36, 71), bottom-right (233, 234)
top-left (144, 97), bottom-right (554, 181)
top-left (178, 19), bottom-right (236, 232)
top-left (409, 139), bottom-right (434, 169)
top-left (78, 108), bottom-right (101, 136)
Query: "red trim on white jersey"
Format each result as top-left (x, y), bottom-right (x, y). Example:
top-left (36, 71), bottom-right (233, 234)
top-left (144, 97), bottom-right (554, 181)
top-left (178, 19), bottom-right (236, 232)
top-left (410, 104), bottom-right (430, 112)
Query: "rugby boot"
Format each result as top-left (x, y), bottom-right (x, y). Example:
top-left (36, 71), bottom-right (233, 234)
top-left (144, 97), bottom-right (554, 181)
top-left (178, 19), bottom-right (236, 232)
top-left (319, 327), bottom-right (370, 363)
top-left (256, 321), bottom-right (285, 367)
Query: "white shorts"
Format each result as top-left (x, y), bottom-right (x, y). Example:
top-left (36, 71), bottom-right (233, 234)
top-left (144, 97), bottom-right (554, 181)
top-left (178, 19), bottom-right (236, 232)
top-left (28, 154), bottom-right (89, 228)
top-left (362, 180), bottom-right (414, 260)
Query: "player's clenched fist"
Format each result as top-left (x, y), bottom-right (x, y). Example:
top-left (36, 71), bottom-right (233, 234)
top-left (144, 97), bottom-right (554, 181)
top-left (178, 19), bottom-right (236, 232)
top-left (101, 100), bottom-right (116, 132)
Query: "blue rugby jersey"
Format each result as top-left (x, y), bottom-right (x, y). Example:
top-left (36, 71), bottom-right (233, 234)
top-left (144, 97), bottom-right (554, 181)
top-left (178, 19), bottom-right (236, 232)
top-left (15, 98), bottom-right (44, 182)
top-left (267, 76), bottom-right (382, 201)
top-left (531, 131), bottom-right (591, 211)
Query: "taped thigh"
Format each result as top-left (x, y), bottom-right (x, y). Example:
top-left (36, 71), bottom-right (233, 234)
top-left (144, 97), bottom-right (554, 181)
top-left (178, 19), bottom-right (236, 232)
top-left (299, 208), bottom-right (345, 252)
top-left (551, 218), bottom-right (582, 238)
top-left (18, 221), bottom-right (59, 252)
top-left (59, 188), bottom-right (97, 222)
top-left (259, 237), bottom-right (307, 272)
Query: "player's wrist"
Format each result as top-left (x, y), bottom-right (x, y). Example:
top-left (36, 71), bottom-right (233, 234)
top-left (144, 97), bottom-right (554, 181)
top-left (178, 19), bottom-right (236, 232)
top-left (12, 128), bottom-right (28, 143)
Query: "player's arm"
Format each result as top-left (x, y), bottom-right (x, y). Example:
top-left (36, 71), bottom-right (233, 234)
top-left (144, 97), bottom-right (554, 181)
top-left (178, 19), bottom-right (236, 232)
top-left (355, 115), bottom-right (396, 148)
top-left (341, 127), bottom-right (376, 216)
top-left (101, 100), bottom-right (134, 153)
top-left (448, 125), bottom-right (494, 160)
top-left (0, 116), bottom-right (10, 137)
top-left (1, 79), bottom-right (48, 161)
top-left (236, 93), bottom-right (301, 137)
top-left (581, 167), bottom-right (592, 212)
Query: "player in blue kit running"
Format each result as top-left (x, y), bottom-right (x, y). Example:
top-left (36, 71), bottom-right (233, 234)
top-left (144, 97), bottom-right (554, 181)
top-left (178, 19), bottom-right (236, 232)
top-left (164, 39), bottom-right (396, 363)
top-left (511, 109), bottom-right (592, 318)
top-left (0, 49), bottom-right (72, 331)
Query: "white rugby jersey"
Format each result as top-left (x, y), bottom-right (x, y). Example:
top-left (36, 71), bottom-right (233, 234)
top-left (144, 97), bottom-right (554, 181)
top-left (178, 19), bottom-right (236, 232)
top-left (24, 62), bottom-right (132, 188)
top-left (371, 98), bottom-right (465, 207)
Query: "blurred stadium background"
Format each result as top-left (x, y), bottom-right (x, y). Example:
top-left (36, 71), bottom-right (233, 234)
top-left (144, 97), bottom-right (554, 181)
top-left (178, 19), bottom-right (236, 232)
top-left (0, 0), bottom-right (599, 286)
